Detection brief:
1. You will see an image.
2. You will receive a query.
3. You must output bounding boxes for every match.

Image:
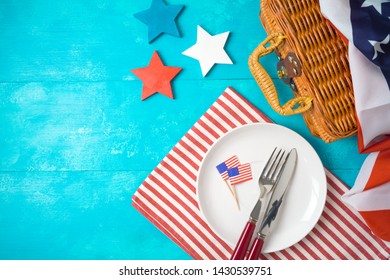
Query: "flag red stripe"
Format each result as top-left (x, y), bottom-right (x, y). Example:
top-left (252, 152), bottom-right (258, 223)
top-left (225, 155), bottom-right (240, 168)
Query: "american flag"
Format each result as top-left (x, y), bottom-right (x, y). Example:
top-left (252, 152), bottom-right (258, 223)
top-left (227, 163), bottom-right (253, 185)
top-left (320, 0), bottom-right (390, 242)
top-left (320, 0), bottom-right (390, 152)
top-left (350, 0), bottom-right (390, 71)
top-left (216, 155), bottom-right (240, 180)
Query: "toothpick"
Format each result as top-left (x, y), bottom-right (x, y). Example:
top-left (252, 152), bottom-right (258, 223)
top-left (225, 180), bottom-right (240, 210)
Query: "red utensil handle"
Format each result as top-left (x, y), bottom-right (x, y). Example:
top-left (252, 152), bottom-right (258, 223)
top-left (230, 221), bottom-right (256, 260)
top-left (247, 236), bottom-right (264, 260)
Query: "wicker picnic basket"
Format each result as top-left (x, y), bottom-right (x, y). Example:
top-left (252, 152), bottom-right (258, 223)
top-left (249, 0), bottom-right (357, 142)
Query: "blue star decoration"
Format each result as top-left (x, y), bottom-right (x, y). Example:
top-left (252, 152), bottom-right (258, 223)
top-left (134, 0), bottom-right (184, 43)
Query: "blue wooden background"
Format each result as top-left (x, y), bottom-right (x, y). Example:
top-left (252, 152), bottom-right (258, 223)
top-left (0, 0), bottom-right (367, 260)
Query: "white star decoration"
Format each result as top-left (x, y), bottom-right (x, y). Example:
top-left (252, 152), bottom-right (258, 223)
top-left (361, 0), bottom-right (390, 15)
top-left (182, 25), bottom-right (233, 77)
top-left (369, 34), bottom-right (390, 60)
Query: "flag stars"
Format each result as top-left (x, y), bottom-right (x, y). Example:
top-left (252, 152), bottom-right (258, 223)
top-left (361, 0), bottom-right (390, 15)
top-left (369, 34), bottom-right (390, 60)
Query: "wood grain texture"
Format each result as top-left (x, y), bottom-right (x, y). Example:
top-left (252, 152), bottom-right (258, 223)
top-left (0, 0), bottom-right (367, 259)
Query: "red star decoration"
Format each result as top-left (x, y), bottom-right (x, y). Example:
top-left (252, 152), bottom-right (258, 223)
top-left (131, 51), bottom-right (182, 100)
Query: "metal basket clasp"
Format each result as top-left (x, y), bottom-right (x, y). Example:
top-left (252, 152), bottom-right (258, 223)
top-left (277, 52), bottom-right (302, 90)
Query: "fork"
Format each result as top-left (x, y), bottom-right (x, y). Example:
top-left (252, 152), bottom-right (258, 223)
top-left (230, 147), bottom-right (286, 260)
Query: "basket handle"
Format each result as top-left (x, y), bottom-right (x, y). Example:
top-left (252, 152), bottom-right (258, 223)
top-left (249, 33), bottom-right (312, 115)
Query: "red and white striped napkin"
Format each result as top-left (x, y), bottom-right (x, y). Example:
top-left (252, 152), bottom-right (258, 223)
top-left (132, 87), bottom-right (390, 260)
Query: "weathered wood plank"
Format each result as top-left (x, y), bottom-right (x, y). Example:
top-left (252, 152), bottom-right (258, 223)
top-left (0, 0), bottom-right (267, 82)
top-left (0, 80), bottom-right (366, 178)
top-left (0, 170), bottom-right (191, 259)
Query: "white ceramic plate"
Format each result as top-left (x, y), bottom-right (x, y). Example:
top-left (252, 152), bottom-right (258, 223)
top-left (196, 123), bottom-right (327, 253)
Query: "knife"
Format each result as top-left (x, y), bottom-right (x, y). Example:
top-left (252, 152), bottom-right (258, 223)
top-left (247, 148), bottom-right (297, 260)
top-left (230, 192), bottom-right (263, 260)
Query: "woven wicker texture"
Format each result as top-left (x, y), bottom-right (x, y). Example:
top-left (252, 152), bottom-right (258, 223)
top-left (249, 0), bottom-right (357, 142)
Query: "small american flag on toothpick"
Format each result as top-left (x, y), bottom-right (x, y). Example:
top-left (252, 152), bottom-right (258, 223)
top-left (216, 155), bottom-right (240, 209)
top-left (228, 163), bottom-right (253, 185)
top-left (216, 155), bottom-right (240, 180)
